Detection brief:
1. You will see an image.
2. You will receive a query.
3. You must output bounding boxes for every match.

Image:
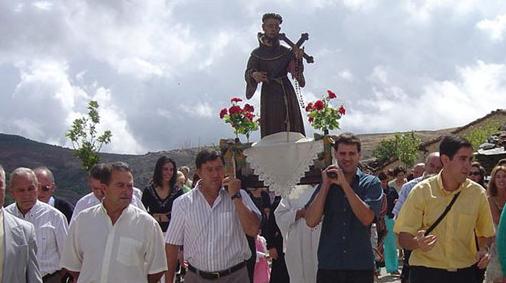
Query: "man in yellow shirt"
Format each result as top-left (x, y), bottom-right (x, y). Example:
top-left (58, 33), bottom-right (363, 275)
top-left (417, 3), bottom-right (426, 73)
top-left (394, 135), bottom-right (495, 283)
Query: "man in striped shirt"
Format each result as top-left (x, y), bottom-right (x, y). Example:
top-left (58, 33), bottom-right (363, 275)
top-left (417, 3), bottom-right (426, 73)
top-left (6, 167), bottom-right (69, 283)
top-left (165, 149), bottom-right (261, 282)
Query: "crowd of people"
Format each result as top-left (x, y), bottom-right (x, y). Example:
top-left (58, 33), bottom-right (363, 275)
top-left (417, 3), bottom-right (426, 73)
top-left (1, 132), bottom-right (506, 283)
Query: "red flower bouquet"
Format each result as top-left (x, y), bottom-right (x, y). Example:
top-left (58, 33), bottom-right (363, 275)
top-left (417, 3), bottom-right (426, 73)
top-left (305, 90), bottom-right (346, 134)
top-left (219, 97), bottom-right (259, 141)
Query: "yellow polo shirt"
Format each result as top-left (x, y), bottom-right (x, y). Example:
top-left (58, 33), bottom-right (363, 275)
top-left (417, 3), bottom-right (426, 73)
top-left (394, 173), bottom-right (495, 270)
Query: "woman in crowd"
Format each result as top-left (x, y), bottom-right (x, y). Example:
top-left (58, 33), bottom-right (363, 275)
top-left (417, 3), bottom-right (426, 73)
top-left (496, 204), bottom-right (506, 283)
top-left (388, 166), bottom-right (407, 193)
top-left (142, 156), bottom-right (184, 233)
top-left (486, 165), bottom-right (506, 282)
top-left (470, 161), bottom-right (487, 188)
top-left (379, 172), bottom-right (399, 275)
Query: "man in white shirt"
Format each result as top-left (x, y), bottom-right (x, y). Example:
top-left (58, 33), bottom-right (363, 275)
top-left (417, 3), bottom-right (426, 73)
top-left (165, 149), bottom-right (261, 283)
top-left (5, 167), bottom-right (69, 283)
top-left (34, 166), bottom-right (74, 223)
top-left (71, 163), bottom-right (145, 222)
top-left (61, 162), bottom-right (167, 283)
top-left (0, 164), bottom-right (42, 283)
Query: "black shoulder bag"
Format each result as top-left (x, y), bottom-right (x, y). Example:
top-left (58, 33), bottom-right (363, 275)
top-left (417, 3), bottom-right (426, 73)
top-left (424, 192), bottom-right (461, 236)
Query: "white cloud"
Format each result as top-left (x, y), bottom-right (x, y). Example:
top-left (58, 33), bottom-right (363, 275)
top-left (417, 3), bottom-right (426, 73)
top-left (2, 0), bottom-right (506, 153)
top-left (178, 102), bottom-right (213, 118)
top-left (477, 14), bottom-right (506, 41)
top-left (344, 60), bottom-right (506, 133)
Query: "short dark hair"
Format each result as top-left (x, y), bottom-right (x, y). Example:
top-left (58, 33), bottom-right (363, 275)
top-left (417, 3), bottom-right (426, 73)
top-left (393, 166), bottom-right (406, 176)
top-left (99, 162), bottom-right (132, 185)
top-left (152, 156), bottom-right (177, 188)
top-left (333, 132), bottom-right (362, 153)
top-left (439, 135), bottom-right (472, 160)
top-left (262, 13), bottom-right (283, 24)
top-left (378, 171), bottom-right (388, 181)
top-left (89, 163), bottom-right (106, 180)
top-left (195, 150), bottom-right (224, 169)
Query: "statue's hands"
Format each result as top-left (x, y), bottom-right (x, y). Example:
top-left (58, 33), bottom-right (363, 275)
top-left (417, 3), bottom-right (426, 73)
top-left (252, 71), bottom-right (269, 83)
top-left (293, 46), bottom-right (304, 60)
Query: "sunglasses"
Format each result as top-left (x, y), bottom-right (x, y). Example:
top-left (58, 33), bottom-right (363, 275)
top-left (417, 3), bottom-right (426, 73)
top-left (469, 172), bottom-right (481, 176)
top-left (39, 185), bottom-right (52, 192)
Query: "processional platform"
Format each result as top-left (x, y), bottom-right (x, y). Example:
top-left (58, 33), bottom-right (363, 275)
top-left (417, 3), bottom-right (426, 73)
top-left (220, 132), bottom-right (335, 197)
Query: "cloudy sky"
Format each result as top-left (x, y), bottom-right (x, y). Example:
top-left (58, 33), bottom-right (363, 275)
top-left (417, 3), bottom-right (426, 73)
top-left (1, 0), bottom-right (506, 154)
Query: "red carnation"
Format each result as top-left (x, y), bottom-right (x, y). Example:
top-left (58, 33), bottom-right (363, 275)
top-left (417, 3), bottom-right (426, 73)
top-left (314, 100), bottom-right (325, 111)
top-left (245, 112), bottom-right (254, 120)
top-left (231, 97), bottom-right (243, 103)
top-left (243, 103), bottom-right (254, 113)
top-left (229, 105), bottom-right (242, 115)
top-left (338, 105), bottom-right (346, 115)
top-left (308, 116), bottom-right (314, 123)
top-left (305, 102), bottom-right (313, 112)
top-left (327, 90), bottom-right (336, 99)
top-left (219, 108), bottom-right (228, 119)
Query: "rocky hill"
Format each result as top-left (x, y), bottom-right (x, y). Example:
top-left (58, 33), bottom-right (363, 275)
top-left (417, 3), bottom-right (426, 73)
top-left (0, 129), bottom-right (453, 205)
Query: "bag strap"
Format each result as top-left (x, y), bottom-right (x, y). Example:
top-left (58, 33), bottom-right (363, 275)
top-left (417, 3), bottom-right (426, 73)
top-left (424, 192), bottom-right (461, 236)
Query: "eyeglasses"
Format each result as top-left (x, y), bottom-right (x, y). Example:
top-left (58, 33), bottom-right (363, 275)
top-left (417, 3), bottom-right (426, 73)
top-left (39, 185), bottom-right (52, 192)
top-left (469, 172), bottom-right (481, 176)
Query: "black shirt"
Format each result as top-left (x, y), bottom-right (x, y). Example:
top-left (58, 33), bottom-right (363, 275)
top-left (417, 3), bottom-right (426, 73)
top-left (141, 184), bottom-right (184, 232)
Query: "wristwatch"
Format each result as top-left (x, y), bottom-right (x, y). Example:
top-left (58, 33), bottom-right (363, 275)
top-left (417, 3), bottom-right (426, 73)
top-left (231, 191), bottom-right (242, 200)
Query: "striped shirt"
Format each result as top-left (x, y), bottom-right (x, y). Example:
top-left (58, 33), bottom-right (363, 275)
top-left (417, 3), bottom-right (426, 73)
top-left (165, 187), bottom-right (261, 272)
top-left (6, 200), bottom-right (68, 276)
top-left (71, 188), bottom-right (145, 222)
top-left (61, 204), bottom-right (167, 283)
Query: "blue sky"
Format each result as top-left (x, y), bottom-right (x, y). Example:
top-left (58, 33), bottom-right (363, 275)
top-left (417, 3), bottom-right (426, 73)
top-left (1, 0), bottom-right (506, 153)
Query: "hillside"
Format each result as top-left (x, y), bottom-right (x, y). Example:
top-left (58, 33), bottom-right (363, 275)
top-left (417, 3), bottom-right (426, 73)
top-left (0, 129), bottom-right (452, 205)
top-left (0, 133), bottom-right (201, 204)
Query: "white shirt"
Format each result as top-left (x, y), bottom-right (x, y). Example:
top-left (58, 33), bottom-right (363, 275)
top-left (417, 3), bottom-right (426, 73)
top-left (61, 204), bottom-right (167, 283)
top-left (274, 185), bottom-right (321, 283)
top-left (71, 188), bottom-right (145, 222)
top-left (165, 187), bottom-right (261, 272)
top-left (6, 200), bottom-right (69, 276)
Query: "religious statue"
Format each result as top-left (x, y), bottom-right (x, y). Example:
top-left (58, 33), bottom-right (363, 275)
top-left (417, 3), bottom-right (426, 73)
top-left (245, 13), bottom-right (313, 138)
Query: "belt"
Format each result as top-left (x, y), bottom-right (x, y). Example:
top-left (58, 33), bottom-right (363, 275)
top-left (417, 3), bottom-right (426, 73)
top-left (188, 261), bottom-right (245, 280)
top-left (42, 270), bottom-right (60, 280)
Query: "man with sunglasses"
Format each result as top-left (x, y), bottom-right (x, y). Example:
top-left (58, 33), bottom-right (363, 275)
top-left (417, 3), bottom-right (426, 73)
top-left (34, 167), bottom-right (74, 223)
top-left (5, 167), bottom-right (68, 283)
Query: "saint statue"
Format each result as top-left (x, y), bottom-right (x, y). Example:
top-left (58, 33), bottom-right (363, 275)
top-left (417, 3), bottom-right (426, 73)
top-left (245, 13), bottom-right (306, 138)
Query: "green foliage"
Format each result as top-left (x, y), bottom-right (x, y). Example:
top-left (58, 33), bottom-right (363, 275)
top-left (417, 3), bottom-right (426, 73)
top-left (66, 100), bottom-right (112, 172)
top-left (464, 120), bottom-right (502, 150)
top-left (373, 132), bottom-right (422, 167)
top-left (373, 138), bottom-right (397, 164)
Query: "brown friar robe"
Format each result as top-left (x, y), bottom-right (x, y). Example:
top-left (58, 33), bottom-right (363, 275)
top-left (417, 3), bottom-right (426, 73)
top-left (245, 38), bottom-right (306, 138)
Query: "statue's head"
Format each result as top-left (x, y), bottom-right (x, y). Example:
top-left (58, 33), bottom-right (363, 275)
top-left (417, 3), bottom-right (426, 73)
top-left (262, 13), bottom-right (282, 40)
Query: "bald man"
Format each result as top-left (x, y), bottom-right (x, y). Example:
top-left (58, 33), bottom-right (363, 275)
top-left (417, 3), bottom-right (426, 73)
top-left (34, 167), bottom-right (74, 223)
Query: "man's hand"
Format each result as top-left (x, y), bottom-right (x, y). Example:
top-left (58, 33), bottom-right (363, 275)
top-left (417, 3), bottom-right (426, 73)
top-left (269, 248), bottom-right (279, 260)
top-left (223, 176), bottom-right (241, 196)
top-left (476, 248), bottom-right (491, 269)
top-left (295, 208), bottom-right (306, 220)
top-left (251, 71), bottom-right (269, 83)
top-left (322, 165), bottom-right (346, 188)
top-left (415, 230), bottom-right (438, 252)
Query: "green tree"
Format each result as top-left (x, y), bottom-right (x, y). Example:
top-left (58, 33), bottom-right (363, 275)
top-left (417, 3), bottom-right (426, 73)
top-left (66, 100), bottom-right (112, 171)
top-left (464, 120), bottom-right (502, 150)
top-left (373, 132), bottom-right (421, 167)
top-left (372, 138), bottom-right (397, 164)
